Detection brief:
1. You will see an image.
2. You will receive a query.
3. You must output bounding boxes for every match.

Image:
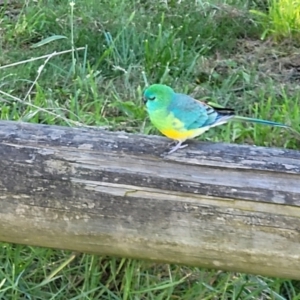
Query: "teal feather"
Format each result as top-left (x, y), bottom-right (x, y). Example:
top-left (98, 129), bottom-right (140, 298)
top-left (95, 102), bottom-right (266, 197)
top-left (168, 93), bottom-right (235, 130)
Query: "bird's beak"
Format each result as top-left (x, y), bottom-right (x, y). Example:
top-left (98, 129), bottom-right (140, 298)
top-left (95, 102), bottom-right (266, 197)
top-left (143, 96), bottom-right (147, 104)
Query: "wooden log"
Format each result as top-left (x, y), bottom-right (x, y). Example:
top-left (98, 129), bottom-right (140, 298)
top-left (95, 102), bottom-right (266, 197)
top-left (0, 120), bottom-right (300, 279)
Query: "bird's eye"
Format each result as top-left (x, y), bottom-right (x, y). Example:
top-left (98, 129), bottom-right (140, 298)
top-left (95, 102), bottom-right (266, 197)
top-left (148, 96), bottom-right (156, 101)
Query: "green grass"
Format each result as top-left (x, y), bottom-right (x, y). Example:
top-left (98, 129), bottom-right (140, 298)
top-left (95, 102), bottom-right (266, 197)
top-left (1, 0), bottom-right (300, 299)
top-left (250, 0), bottom-right (300, 41)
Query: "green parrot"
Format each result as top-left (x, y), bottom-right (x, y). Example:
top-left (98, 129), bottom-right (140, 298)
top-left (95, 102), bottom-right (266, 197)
top-left (143, 84), bottom-right (298, 154)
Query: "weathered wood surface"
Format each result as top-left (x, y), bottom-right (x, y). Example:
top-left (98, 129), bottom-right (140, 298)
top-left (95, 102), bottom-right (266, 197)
top-left (0, 120), bottom-right (300, 279)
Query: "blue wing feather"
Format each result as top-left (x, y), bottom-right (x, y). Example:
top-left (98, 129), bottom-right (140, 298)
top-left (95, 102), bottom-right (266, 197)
top-left (168, 93), bottom-right (222, 130)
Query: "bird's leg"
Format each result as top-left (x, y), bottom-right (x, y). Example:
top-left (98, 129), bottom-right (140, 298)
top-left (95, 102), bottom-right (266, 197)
top-left (167, 141), bottom-right (188, 154)
top-left (167, 140), bottom-right (177, 147)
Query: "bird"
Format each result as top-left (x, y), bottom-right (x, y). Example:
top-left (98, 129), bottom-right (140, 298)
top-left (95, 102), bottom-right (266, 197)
top-left (143, 83), bottom-right (299, 154)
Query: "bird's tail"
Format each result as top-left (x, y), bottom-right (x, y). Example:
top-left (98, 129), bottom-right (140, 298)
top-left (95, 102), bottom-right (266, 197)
top-left (210, 104), bottom-right (300, 139)
top-left (233, 115), bottom-right (300, 139)
top-left (232, 115), bottom-right (289, 128)
top-left (208, 106), bottom-right (235, 127)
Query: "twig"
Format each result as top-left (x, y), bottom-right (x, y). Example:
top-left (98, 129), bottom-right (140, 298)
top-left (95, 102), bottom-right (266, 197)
top-left (0, 89), bottom-right (76, 126)
top-left (23, 52), bottom-right (56, 102)
top-left (0, 47), bottom-right (85, 70)
top-left (0, 90), bottom-right (111, 130)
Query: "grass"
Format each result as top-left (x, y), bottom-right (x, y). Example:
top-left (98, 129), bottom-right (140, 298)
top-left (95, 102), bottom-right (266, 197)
top-left (250, 0), bottom-right (300, 41)
top-left (1, 0), bottom-right (300, 299)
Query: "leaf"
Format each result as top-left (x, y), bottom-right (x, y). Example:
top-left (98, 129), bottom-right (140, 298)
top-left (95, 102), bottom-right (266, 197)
top-left (30, 35), bottom-right (68, 48)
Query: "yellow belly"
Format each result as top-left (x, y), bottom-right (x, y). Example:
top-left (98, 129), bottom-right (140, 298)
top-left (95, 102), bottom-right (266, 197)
top-left (150, 110), bottom-right (209, 142)
top-left (160, 127), bottom-right (209, 141)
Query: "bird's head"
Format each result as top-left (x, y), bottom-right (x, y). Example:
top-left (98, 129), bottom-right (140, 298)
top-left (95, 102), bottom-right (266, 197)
top-left (143, 84), bottom-right (175, 108)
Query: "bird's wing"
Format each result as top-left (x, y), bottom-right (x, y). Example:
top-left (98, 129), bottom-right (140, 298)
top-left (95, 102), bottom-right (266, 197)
top-left (168, 93), bottom-right (219, 130)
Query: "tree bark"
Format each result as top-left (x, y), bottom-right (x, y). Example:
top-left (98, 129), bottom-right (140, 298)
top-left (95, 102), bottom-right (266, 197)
top-left (0, 120), bottom-right (300, 279)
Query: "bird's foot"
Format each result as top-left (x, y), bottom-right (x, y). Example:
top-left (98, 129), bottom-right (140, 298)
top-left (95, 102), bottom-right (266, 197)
top-left (167, 141), bottom-right (188, 154)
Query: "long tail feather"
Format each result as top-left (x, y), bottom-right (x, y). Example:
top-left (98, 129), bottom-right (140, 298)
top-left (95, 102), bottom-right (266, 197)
top-left (233, 115), bottom-right (289, 128)
top-left (209, 103), bottom-right (300, 139)
top-left (233, 115), bottom-right (300, 139)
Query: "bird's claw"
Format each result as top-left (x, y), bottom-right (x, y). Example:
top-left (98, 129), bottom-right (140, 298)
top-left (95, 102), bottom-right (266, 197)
top-left (166, 141), bottom-right (188, 154)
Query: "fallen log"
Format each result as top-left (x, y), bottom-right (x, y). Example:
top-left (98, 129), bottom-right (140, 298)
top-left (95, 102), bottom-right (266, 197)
top-left (0, 120), bottom-right (300, 279)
